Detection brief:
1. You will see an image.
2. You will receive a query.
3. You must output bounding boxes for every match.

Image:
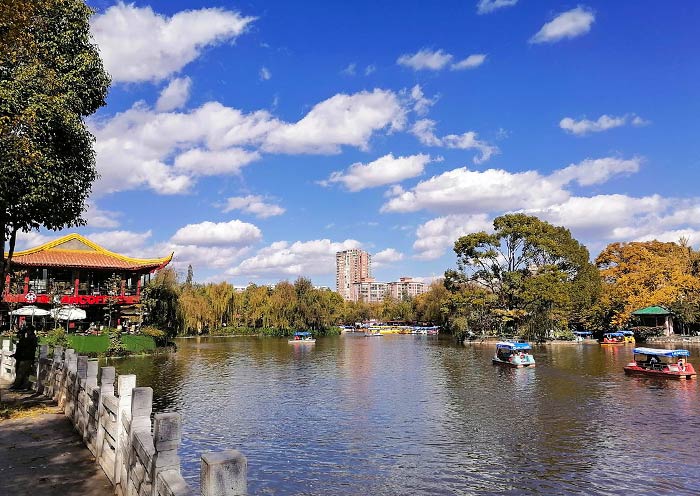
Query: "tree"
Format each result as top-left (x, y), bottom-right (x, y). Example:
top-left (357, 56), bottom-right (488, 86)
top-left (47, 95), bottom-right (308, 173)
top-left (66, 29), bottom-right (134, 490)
top-left (142, 268), bottom-right (180, 335)
top-left (0, 0), bottom-right (110, 288)
top-left (595, 240), bottom-right (700, 328)
top-left (448, 214), bottom-right (599, 337)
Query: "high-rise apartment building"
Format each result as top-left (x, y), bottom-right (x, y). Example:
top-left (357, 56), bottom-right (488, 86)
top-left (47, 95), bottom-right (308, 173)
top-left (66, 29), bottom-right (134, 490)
top-left (336, 249), bottom-right (371, 300)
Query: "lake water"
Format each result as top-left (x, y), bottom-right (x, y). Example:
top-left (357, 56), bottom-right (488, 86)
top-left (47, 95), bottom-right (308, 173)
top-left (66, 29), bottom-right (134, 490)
top-left (109, 335), bottom-right (700, 495)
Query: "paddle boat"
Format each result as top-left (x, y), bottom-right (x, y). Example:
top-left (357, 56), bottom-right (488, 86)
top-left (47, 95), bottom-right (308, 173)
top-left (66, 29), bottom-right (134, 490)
top-left (620, 330), bottom-right (636, 344)
top-left (288, 331), bottom-right (316, 344)
top-left (364, 331), bottom-right (382, 337)
top-left (492, 341), bottom-right (536, 368)
top-left (573, 331), bottom-right (594, 342)
top-left (600, 332), bottom-right (626, 345)
top-left (624, 347), bottom-right (696, 380)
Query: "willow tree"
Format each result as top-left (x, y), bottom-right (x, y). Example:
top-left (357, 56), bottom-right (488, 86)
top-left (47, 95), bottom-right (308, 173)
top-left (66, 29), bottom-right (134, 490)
top-left (446, 214), bottom-right (600, 337)
top-left (0, 0), bottom-right (110, 287)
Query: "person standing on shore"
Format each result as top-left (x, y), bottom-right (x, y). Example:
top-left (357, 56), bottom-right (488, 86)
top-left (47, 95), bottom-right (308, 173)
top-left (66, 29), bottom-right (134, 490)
top-left (10, 325), bottom-right (38, 390)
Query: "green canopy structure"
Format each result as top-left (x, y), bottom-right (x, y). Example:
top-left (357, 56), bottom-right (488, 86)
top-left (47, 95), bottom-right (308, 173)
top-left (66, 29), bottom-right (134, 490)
top-left (631, 306), bottom-right (674, 335)
top-left (631, 306), bottom-right (672, 316)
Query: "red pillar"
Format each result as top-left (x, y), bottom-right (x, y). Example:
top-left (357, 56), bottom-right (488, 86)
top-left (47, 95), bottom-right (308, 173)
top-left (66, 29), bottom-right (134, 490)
top-left (74, 277), bottom-right (79, 296)
top-left (136, 278), bottom-right (142, 297)
top-left (4, 274), bottom-right (10, 295)
top-left (23, 275), bottom-right (29, 294)
top-left (120, 279), bottom-right (125, 297)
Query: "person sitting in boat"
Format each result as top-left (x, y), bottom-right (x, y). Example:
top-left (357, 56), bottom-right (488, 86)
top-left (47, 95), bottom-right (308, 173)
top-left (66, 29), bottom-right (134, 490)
top-left (649, 355), bottom-right (659, 368)
top-left (678, 358), bottom-right (686, 371)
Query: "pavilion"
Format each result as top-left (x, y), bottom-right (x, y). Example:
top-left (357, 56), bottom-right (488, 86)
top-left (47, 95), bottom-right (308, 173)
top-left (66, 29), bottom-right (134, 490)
top-left (631, 306), bottom-right (674, 336)
top-left (2, 233), bottom-right (172, 329)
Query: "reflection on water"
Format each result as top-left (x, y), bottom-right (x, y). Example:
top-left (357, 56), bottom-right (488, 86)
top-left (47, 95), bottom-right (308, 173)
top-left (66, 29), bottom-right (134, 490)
top-left (109, 336), bottom-right (700, 495)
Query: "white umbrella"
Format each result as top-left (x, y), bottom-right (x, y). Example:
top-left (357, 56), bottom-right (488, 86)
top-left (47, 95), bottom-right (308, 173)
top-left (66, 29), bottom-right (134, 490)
top-left (51, 306), bottom-right (87, 321)
top-left (10, 306), bottom-right (51, 317)
top-left (10, 305), bottom-right (52, 325)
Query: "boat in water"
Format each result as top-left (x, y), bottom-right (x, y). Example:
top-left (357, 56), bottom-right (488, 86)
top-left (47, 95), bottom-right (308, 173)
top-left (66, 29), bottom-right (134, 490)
top-left (600, 332), bottom-right (626, 345)
top-left (619, 330), bottom-right (635, 344)
top-left (492, 341), bottom-right (536, 368)
top-left (364, 331), bottom-right (382, 337)
top-left (288, 331), bottom-right (316, 344)
top-left (624, 347), bottom-right (696, 380)
top-left (573, 331), bottom-right (594, 342)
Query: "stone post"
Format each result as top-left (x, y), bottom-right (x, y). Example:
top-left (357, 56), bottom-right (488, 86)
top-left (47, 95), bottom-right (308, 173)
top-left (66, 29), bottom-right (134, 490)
top-left (84, 360), bottom-right (100, 453)
top-left (49, 346), bottom-right (64, 400)
top-left (35, 344), bottom-right (49, 393)
top-left (151, 413), bottom-right (190, 495)
top-left (95, 366), bottom-right (116, 460)
top-left (123, 387), bottom-right (153, 495)
top-left (115, 374), bottom-right (136, 487)
top-left (201, 450), bottom-right (248, 496)
top-left (75, 355), bottom-right (88, 429)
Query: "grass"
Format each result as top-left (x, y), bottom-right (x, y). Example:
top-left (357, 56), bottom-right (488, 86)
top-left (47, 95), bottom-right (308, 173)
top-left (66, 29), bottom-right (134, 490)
top-left (40, 334), bottom-right (157, 355)
top-left (0, 402), bottom-right (59, 421)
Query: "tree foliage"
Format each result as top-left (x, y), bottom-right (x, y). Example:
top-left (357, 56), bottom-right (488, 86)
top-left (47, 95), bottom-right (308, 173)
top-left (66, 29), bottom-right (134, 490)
top-left (0, 0), bottom-right (110, 286)
top-left (595, 240), bottom-right (700, 328)
top-left (446, 214), bottom-right (600, 338)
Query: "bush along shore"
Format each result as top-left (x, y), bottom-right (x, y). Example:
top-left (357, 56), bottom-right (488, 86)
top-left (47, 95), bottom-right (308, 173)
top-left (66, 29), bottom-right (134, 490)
top-left (34, 326), bottom-right (172, 358)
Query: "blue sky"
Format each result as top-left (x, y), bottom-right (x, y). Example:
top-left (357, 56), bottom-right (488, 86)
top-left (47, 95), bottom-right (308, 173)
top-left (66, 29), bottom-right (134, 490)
top-left (19, 1), bottom-right (700, 286)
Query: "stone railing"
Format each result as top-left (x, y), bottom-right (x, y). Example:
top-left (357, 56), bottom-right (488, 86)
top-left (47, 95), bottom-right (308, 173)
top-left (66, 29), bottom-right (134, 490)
top-left (0, 339), bottom-right (16, 383)
top-left (26, 345), bottom-right (249, 496)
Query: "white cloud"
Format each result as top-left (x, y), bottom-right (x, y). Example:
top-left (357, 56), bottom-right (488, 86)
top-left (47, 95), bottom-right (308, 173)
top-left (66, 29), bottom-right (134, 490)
top-left (227, 239), bottom-right (362, 278)
top-left (398, 49), bottom-right (486, 72)
top-left (477, 0), bottom-right (518, 15)
top-left (409, 85), bottom-right (437, 116)
top-left (262, 89), bottom-right (406, 154)
top-left (451, 54), bottom-right (487, 70)
top-left (550, 157), bottom-right (642, 186)
top-left (91, 3), bottom-right (255, 83)
top-left (411, 119), bottom-right (443, 147)
top-left (221, 196), bottom-right (285, 218)
top-left (635, 229), bottom-right (700, 246)
top-left (383, 167), bottom-right (568, 214)
top-left (530, 6), bottom-right (595, 44)
top-left (156, 77), bottom-right (192, 112)
top-left (443, 132), bottom-right (499, 164)
top-left (384, 156), bottom-right (641, 215)
top-left (84, 204), bottom-right (121, 229)
top-left (323, 153), bottom-right (432, 192)
top-left (365, 65), bottom-right (377, 75)
top-left (413, 214), bottom-right (493, 260)
top-left (170, 220), bottom-right (262, 247)
top-left (560, 114), bottom-right (649, 135)
top-left (341, 63), bottom-right (356, 76)
top-left (397, 49), bottom-right (453, 71)
top-left (87, 230), bottom-right (153, 253)
top-left (373, 248), bottom-right (405, 265)
top-left (91, 89), bottom-right (407, 195)
top-left (173, 148), bottom-right (261, 176)
top-left (259, 67), bottom-right (271, 81)
top-left (411, 119), bottom-right (498, 164)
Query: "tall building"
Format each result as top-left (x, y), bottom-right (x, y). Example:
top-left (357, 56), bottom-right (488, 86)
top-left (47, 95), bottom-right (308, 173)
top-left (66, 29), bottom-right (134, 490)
top-left (336, 249), bottom-right (371, 300)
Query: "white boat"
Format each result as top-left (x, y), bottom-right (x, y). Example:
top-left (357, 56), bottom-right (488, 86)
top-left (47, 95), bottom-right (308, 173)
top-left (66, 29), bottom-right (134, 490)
top-left (288, 331), bottom-right (316, 344)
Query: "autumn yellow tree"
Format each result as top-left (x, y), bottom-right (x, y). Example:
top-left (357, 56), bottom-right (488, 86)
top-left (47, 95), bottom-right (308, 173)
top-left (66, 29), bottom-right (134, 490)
top-left (595, 240), bottom-right (700, 327)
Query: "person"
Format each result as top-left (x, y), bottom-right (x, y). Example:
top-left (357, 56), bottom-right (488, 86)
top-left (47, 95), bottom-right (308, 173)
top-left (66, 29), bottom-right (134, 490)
top-left (10, 324), bottom-right (38, 390)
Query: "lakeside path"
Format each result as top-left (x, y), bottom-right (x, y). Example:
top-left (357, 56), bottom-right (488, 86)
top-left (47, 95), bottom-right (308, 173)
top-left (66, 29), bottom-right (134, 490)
top-left (0, 381), bottom-right (112, 496)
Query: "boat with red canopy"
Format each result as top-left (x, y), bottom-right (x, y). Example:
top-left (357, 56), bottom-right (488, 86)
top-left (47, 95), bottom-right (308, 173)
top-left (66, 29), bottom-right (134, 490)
top-left (624, 347), bottom-right (696, 380)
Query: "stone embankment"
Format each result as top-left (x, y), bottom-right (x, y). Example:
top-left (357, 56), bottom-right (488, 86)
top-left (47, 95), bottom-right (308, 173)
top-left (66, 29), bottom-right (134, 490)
top-left (0, 340), bottom-right (247, 495)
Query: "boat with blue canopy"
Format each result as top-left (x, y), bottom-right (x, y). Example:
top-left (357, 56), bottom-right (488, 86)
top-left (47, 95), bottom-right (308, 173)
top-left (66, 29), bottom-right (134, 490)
top-left (624, 347), bottom-right (696, 379)
top-left (492, 341), bottom-right (536, 368)
top-left (619, 330), bottom-right (635, 343)
top-left (288, 331), bottom-right (316, 344)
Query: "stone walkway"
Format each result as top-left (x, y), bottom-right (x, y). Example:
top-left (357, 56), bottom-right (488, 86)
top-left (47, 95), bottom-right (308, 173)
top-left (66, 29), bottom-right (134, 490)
top-left (0, 382), bottom-right (113, 496)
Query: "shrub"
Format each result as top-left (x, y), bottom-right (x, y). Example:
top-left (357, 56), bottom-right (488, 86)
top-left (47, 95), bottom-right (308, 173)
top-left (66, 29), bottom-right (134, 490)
top-left (140, 326), bottom-right (167, 346)
top-left (42, 328), bottom-right (68, 348)
top-left (106, 327), bottom-right (126, 356)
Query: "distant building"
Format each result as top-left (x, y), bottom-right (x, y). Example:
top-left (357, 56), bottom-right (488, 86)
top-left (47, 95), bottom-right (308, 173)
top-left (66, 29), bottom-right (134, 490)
top-left (351, 279), bottom-right (388, 303)
top-left (336, 249), bottom-right (371, 300)
top-left (350, 277), bottom-right (426, 303)
top-left (388, 277), bottom-right (425, 300)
